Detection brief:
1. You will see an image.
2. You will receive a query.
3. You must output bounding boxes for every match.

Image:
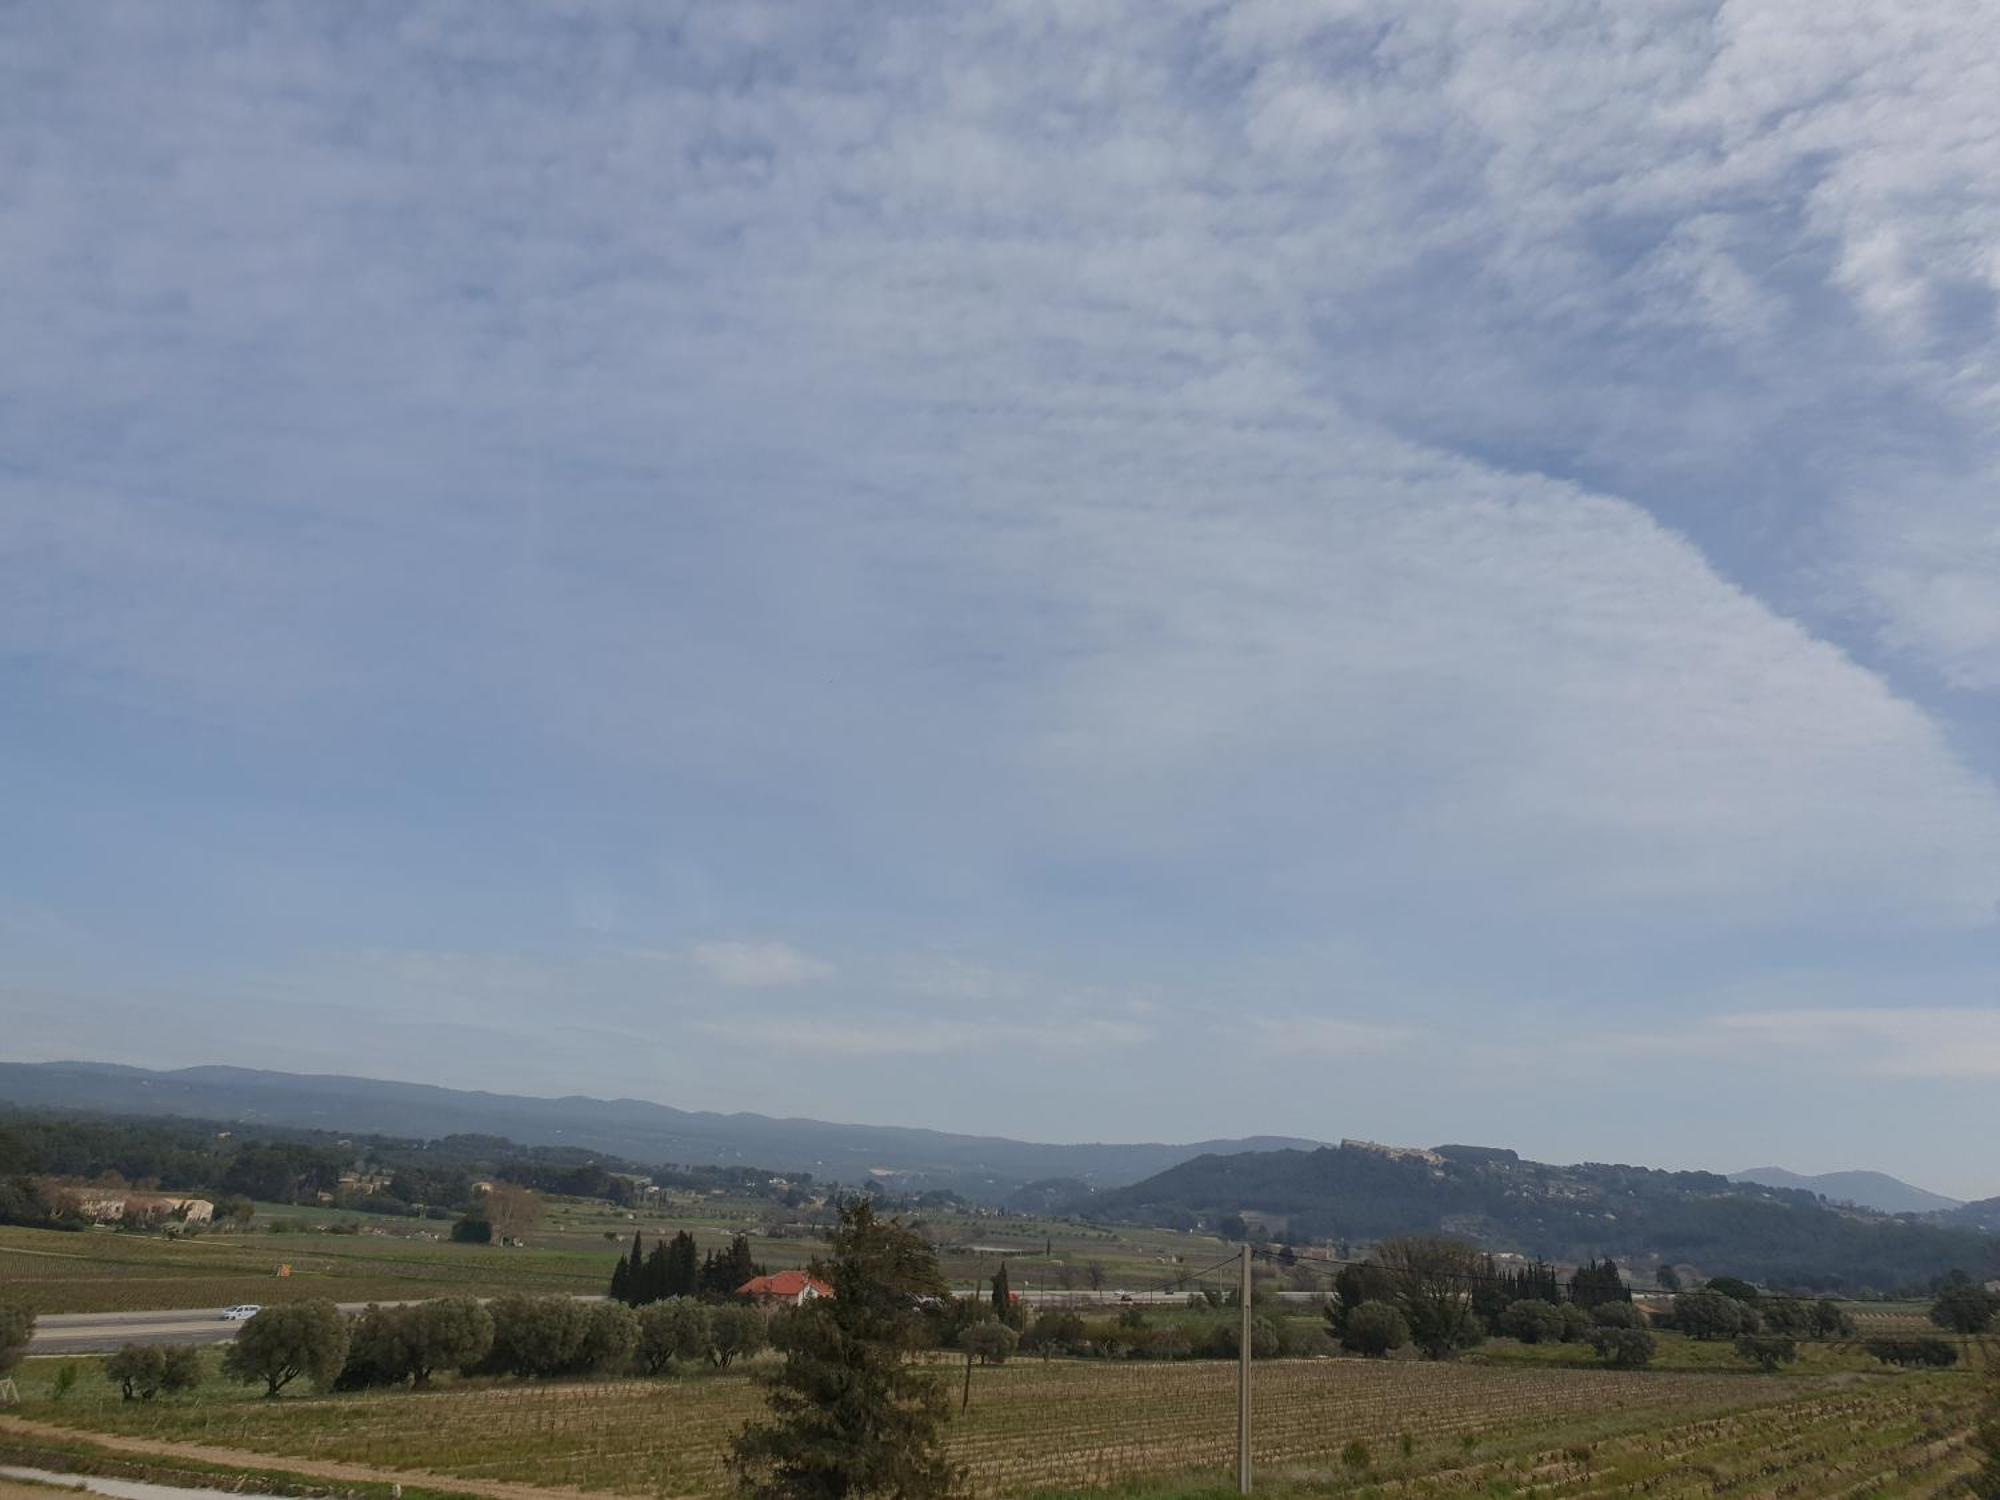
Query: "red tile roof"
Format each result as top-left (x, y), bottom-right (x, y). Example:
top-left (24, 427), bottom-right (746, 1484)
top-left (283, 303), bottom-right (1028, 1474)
top-left (739, 1269), bottom-right (834, 1299)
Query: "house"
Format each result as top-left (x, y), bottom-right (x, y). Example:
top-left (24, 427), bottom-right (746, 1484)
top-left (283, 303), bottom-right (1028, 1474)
top-left (738, 1270), bottom-right (834, 1306)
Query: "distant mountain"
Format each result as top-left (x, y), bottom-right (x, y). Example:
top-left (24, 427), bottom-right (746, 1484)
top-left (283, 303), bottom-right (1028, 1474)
top-left (0, 1060), bottom-right (1320, 1199)
top-left (1088, 1142), bottom-right (2000, 1291)
top-left (1729, 1167), bottom-right (1962, 1216)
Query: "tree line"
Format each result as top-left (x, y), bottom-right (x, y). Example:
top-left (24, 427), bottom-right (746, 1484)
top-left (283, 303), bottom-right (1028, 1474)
top-left (608, 1230), bottom-right (762, 1304)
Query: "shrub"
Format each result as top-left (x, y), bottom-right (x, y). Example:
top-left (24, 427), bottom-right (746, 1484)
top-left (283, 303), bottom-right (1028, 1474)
top-left (1341, 1440), bottom-right (1371, 1471)
top-left (1557, 1303), bottom-right (1593, 1343)
top-left (1734, 1334), bottom-right (1798, 1372)
top-left (222, 1301), bottom-right (350, 1397)
top-left (1499, 1299), bottom-right (1565, 1344)
top-left (1145, 1326), bottom-right (1193, 1360)
top-left (1341, 1300), bottom-right (1410, 1358)
top-left (1865, 1336), bottom-right (1959, 1369)
top-left (1019, 1311), bottom-right (1084, 1359)
top-left (1590, 1301), bottom-right (1645, 1330)
top-left (105, 1345), bottom-right (202, 1400)
top-left (50, 1363), bottom-right (79, 1401)
top-left (1211, 1315), bottom-right (1281, 1360)
top-left (1587, 1327), bottom-right (1655, 1369)
top-left (450, 1215), bottom-right (492, 1244)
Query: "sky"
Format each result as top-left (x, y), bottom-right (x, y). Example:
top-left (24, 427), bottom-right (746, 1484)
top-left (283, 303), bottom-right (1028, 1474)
top-left (3, 1), bottom-right (1999, 1199)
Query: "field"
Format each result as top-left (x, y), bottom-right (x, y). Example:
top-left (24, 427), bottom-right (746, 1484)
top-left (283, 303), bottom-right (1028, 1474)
top-left (9, 1347), bottom-right (1991, 1499)
top-left (0, 1198), bottom-right (1231, 1315)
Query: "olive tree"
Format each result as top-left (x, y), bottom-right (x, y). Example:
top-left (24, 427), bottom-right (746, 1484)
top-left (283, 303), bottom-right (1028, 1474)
top-left (636, 1300), bottom-right (710, 1375)
top-left (1499, 1299), bottom-right (1565, 1344)
top-left (223, 1301), bottom-right (350, 1397)
top-left (105, 1345), bottom-right (203, 1401)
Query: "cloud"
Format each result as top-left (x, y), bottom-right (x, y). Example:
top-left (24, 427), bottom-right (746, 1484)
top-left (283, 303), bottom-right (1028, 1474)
top-left (1249, 1018), bottom-right (1421, 1060)
top-left (689, 941), bottom-right (834, 990)
top-left (2, 1), bottom-right (1999, 1177)
top-left (697, 1015), bottom-right (1154, 1059)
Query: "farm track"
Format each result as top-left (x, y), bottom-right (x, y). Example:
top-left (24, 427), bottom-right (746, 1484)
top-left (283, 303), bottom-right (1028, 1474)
top-left (0, 1416), bottom-right (590, 1500)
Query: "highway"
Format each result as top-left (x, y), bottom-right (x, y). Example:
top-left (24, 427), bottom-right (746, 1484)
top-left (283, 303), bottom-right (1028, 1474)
top-left (29, 1303), bottom-right (387, 1355)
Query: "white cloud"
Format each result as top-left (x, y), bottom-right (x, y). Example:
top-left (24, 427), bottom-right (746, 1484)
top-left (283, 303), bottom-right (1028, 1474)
top-left (698, 1014), bottom-right (1154, 1058)
top-left (1249, 1017), bottom-right (1420, 1060)
top-left (690, 941), bottom-right (834, 990)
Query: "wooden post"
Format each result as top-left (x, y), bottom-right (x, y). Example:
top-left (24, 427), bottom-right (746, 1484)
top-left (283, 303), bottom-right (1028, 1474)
top-left (1237, 1243), bottom-right (1252, 1494)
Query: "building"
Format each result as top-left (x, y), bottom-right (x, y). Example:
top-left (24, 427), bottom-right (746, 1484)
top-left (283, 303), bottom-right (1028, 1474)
top-left (738, 1270), bottom-right (834, 1306)
top-left (1341, 1139), bottom-right (1447, 1167)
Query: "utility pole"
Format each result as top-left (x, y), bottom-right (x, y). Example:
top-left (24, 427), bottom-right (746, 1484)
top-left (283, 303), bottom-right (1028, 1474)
top-left (1237, 1242), bottom-right (1252, 1495)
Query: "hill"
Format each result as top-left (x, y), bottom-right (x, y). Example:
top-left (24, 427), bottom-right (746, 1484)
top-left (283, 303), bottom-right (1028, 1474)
top-left (0, 1060), bottom-right (1319, 1199)
top-left (1087, 1142), bottom-right (2000, 1292)
top-left (1729, 1166), bottom-right (1961, 1215)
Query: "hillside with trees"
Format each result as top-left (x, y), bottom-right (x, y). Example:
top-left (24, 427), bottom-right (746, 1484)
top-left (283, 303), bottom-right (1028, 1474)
top-left (1086, 1143), bottom-right (1999, 1291)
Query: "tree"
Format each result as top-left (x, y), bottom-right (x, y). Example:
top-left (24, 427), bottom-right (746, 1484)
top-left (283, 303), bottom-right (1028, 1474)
top-left (1084, 1260), bottom-right (1107, 1293)
top-left (1706, 1276), bottom-right (1760, 1304)
top-left (636, 1300), bottom-right (710, 1375)
top-left (1218, 1215), bottom-right (1250, 1242)
top-left (1588, 1327), bottom-right (1655, 1368)
top-left (729, 1199), bottom-right (960, 1500)
top-left (105, 1344), bottom-right (202, 1400)
top-left (483, 1185), bottom-right (542, 1243)
top-left (1376, 1237), bottom-right (1485, 1359)
top-left (1325, 1263), bottom-right (1394, 1337)
top-left (406, 1297), bottom-right (493, 1386)
top-left (0, 1300), bottom-right (32, 1378)
top-left (1340, 1301), bottom-right (1409, 1358)
top-left (1656, 1265), bottom-right (1681, 1292)
top-left (1931, 1281), bottom-right (2000, 1335)
top-left (450, 1215), bottom-right (492, 1244)
top-left (222, 1301), bottom-right (350, 1397)
top-left (1557, 1303), bottom-right (1593, 1343)
top-left (707, 1305), bottom-right (767, 1368)
top-left (578, 1300), bottom-right (640, 1373)
top-left (1591, 1301), bottom-right (1646, 1330)
top-left (1672, 1289), bottom-right (1750, 1341)
top-left (990, 1262), bottom-right (1016, 1327)
top-left (665, 1231), bottom-right (700, 1300)
top-left (1568, 1259), bottom-right (1630, 1309)
top-left (1499, 1299), bottom-right (1565, 1344)
top-left (1734, 1334), bottom-right (1798, 1372)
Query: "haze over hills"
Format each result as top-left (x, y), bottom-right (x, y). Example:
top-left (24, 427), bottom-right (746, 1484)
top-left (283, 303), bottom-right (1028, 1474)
top-left (1729, 1166), bottom-right (1962, 1216)
top-left (0, 1060), bottom-right (1320, 1196)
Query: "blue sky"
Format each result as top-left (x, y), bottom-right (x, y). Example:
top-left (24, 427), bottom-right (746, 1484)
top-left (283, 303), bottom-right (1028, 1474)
top-left (4, 2), bottom-right (1999, 1197)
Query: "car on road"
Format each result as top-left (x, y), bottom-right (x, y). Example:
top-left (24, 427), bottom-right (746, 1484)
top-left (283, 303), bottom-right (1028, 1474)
top-left (220, 1304), bottom-right (262, 1321)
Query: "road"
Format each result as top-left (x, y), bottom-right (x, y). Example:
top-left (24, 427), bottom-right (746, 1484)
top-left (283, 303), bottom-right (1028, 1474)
top-left (28, 1303), bottom-right (392, 1355)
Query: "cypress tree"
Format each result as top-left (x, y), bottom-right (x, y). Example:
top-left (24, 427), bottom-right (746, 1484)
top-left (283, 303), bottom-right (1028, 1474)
top-left (664, 1231), bottom-right (699, 1299)
top-left (643, 1242), bottom-right (672, 1306)
top-left (610, 1256), bottom-right (631, 1304)
top-left (730, 1200), bottom-right (957, 1500)
top-left (991, 1261), bottom-right (1012, 1321)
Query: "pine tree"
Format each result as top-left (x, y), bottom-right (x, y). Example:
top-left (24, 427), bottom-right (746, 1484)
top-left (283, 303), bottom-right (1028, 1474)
top-left (730, 1200), bottom-right (958, 1500)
